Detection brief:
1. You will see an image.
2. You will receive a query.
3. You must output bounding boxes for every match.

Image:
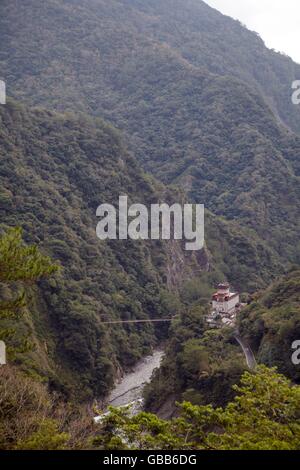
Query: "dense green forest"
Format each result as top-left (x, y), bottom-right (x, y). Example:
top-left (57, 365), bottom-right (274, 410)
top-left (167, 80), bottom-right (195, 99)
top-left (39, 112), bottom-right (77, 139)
top-left (0, 101), bottom-right (180, 399)
top-left (1, 0), bottom-right (299, 267)
top-left (1, 0), bottom-right (299, 289)
top-left (1, 235), bottom-right (299, 450)
top-left (0, 0), bottom-right (299, 452)
top-left (0, 228), bottom-right (298, 450)
top-left (238, 269), bottom-right (300, 383)
top-left (97, 367), bottom-right (300, 450)
top-left (0, 100), bottom-right (281, 400)
top-left (0, 229), bottom-right (95, 449)
top-left (2, 360), bottom-right (299, 449)
top-left (143, 270), bottom-right (300, 416)
top-left (2, 0), bottom-right (300, 134)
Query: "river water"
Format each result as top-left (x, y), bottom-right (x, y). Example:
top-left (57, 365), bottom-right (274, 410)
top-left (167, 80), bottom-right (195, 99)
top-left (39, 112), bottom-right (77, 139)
top-left (108, 349), bottom-right (164, 409)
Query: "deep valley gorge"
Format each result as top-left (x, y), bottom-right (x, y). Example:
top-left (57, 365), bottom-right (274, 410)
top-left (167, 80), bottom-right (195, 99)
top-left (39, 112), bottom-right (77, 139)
top-left (0, 0), bottom-right (299, 453)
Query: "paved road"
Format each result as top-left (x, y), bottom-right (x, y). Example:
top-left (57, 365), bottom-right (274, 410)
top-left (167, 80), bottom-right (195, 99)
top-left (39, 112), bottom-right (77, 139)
top-left (234, 334), bottom-right (257, 370)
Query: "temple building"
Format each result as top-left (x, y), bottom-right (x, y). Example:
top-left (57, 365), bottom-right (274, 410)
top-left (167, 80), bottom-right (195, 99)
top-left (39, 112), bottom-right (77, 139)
top-left (212, 283), bottom-right (239, 316)
top-left (206, 283), bottom-right (241, 328)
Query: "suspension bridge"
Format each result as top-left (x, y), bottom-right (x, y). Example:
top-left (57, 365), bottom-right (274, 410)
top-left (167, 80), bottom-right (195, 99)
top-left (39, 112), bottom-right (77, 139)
top-left (100, 318), bottom-right (174, 325)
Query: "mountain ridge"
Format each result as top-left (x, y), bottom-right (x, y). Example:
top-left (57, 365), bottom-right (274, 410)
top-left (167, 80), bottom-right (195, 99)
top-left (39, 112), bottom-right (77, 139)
top-left (0, 0), bottom-right (299, 400)
top-left (1, 0), bottom-right (299, 269)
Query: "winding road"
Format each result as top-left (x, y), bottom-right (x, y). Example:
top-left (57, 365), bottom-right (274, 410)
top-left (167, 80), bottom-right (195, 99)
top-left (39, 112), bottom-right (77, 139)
top-left (234, 334), bottom-right (257, 370)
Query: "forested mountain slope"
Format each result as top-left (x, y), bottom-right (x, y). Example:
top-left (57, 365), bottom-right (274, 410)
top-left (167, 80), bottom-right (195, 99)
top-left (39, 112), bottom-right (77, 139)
top-left (238, 269), bottom-right (300, 384)
top-left (143, 270), bottom-right (300, 416)
top-left (0, 100), bottom-right (176, 399)
top-left (1, 0), bottom-right (299, 266)
top-left (2, 0), bottom-right (300, 133)
top-left (0, 1), bottom-right (299, 450)
top-left (120, 0), bottom-right (300, 134)
top-left (0, 100), bottom-right (283, 399)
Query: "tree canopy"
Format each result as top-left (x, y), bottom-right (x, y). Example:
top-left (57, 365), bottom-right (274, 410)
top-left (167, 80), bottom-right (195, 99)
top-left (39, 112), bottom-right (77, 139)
top-left (95, 366), bottom-right (300, 450)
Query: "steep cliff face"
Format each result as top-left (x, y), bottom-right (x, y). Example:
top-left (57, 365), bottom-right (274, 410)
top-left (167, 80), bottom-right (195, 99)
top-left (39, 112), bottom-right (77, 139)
top-left (0, 100), bottom-right (173, 399)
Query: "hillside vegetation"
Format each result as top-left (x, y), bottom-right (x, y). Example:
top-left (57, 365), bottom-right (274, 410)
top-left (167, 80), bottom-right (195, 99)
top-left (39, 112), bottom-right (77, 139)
top-left (0, 101), bottom-right (177, 399)
top-left (238, 269), bottom-right (300, 384)
top-left (97, 366), bottom-right (300, 450)
top-left (0, 0), bottom-right (299, 451)
top-left (1, 0), bottom-right (300, 266)
top-left (1, 100), bottom-right (283, 399)
top-left (144, 270), bottom-right (300, 416)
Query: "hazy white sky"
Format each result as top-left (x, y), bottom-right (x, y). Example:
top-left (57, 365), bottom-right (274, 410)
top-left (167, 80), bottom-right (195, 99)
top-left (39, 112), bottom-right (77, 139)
top-left (205, 0), bottom-right (300, 64)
